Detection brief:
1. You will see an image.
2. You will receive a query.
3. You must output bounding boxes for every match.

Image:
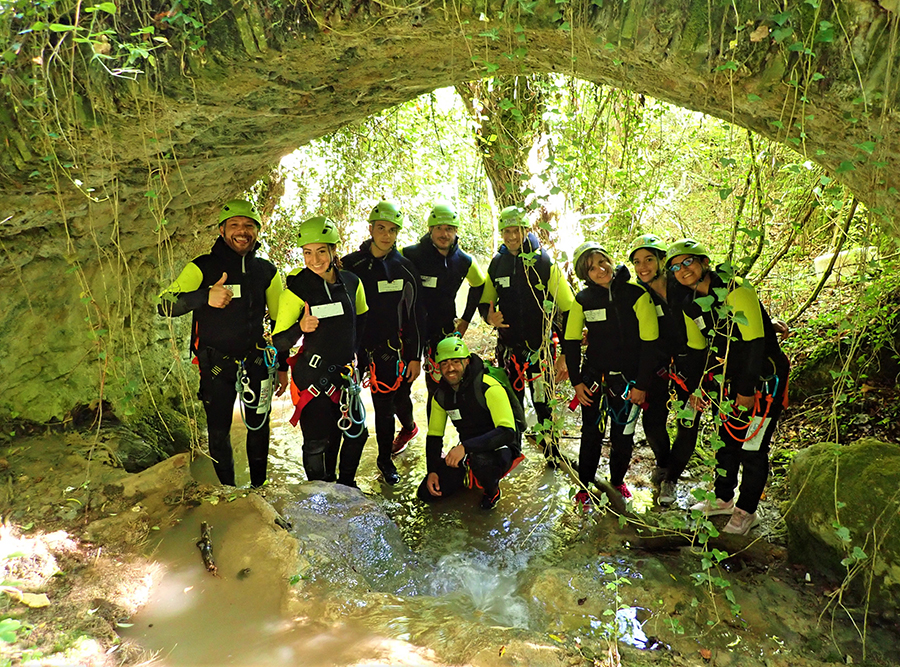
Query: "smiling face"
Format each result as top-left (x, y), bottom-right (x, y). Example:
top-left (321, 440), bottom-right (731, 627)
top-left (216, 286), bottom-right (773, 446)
top-left (302, 242), bottom-right (335, 278)
top-left (586, 252), bottom-right (613, 288)
top-left (430, 224), bottom-right (458, 254)
top-left (502, 226), bottom-right (524, 255)
top-left (438, 356), bottom-right (469, 388)
top-left (369, 221), bottom-right (400, 257)
top-left (668, 254), bottom-right (708, 289)
top-left (219, 216), bottom-right (259, 256)
top-left (631, 248), bottom-right (661, 284)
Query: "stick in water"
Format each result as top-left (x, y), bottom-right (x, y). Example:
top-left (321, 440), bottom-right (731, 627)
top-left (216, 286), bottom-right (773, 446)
top-left (197, 521), bottom-right (218, 576)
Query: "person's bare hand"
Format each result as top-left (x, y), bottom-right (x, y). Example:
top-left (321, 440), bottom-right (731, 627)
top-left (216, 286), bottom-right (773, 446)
top-left (208, 273), bottom-right (232, 308)
top-left (300, 301), bottom-right (319, 333)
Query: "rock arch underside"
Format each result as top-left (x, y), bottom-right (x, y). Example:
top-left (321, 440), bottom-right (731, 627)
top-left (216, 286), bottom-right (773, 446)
top-left (1, 0), bottom-right (899, 424)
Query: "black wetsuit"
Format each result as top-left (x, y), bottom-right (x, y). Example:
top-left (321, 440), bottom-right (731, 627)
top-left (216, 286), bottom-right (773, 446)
top-left (158, 237), bottom-right (286, 487)
top-left (272, 267), bottom-right (369, 486)
top-left (417, 355), bottom-right (521, 504)
top-left (342, 241), bottom-right (424, 475)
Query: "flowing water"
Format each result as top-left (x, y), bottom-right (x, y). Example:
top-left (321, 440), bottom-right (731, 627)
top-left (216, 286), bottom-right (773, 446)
top-left (122, 388), bottom-right (900, 666)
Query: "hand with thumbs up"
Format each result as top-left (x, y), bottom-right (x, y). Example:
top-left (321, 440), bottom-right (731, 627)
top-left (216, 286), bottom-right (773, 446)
top-left (300, 301), bottom-right (319, 333)
top-left (486, 301), bottom-right (508, 329)
top-left (208, 273), bottom-right (233, 308)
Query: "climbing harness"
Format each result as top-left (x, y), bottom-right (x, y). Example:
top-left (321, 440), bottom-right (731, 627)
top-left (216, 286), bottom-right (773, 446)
top-left (236, 344), bottom-right (279, 431)
top-left (338, 364), bottom-right (367, 439)
top-left (719, 374), bottom-right (780, 443)
top-left (368, 342), bottom-right (406, 394)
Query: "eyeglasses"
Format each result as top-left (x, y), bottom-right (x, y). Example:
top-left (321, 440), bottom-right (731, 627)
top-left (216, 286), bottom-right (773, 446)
top-left (668, 256), bottom-right (697, 273)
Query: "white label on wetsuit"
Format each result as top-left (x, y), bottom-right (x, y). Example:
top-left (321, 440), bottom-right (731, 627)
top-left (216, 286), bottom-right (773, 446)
top-left (311, 301), bottom-right (344, 319)
top-left (422, 275), bottom-right (438, 288)
top-left (584, 308), bottom-right (607, 322)
top-left (447, 408), bottom-right (462, 420)
top-left (497, 276), bottom-right (510, 288)
top-left (742, 417), bottom-right (770, 451)
top-left (693, 315), bottom-right (706, 330)
top-left (623, 403), bottom-right (641, 436)
top-left (225, 284), bottom-right (242, 298)
top-left (656, 305), bottom-right (664, 317)
top-left (378, 279), bottom-right (404, 293)
top-left (256, 379), bottom-right (272, 414)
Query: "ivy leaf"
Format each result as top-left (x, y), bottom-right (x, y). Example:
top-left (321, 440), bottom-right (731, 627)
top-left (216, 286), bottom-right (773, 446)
top-left (694, 295), bottom-right (715, 312)
top-left (854, 141), bottom-right (876, 155)
top-left (835, 161), bottom-right (855, 174)
top-left (49, 23), bottom-right (79, 31)
top-left (747, 93), bottom-right (761, 102)
top-left (718, 187), bottom-right (733, 200)
top-left (772, 11), bottom-right (792, 26)
top-left (771, 27), bottom-right (793, 43)
top-left (85, 2), bottom-right (117, 13)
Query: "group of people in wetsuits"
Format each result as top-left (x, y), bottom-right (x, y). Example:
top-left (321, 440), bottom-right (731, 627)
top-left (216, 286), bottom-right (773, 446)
top-left (160, 199), bottom-right (788, 535)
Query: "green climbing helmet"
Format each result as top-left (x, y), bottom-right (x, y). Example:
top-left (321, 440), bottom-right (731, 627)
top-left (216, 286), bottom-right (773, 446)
top-left (368, 200), bottom-right (404, 228)
top-left (666, 238), bottom-right (710, 266)
top-left (218, 199), bottom-right (262, 227)
top-left (628, 233), bottom-right (668, 261)
top-left (434, 335), bottom-right (470, 363)
top-left (573, 241), bottom-right (609, 267)
top-left (498, 206), bottom-right (528, 230)
top-left (428, 203), bottom-right (459, 227)
top-left (297, 216), bottom-right (340, 246)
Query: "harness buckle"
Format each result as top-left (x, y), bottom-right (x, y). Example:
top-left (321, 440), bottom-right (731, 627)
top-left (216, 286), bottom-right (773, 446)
top-left (309, 354), bottom-right (321, 368)
top-left (307, 384), bottom-right (321, 397)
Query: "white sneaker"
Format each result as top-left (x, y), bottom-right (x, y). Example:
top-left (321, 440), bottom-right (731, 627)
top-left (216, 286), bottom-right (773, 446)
top-left (658, 481), bottom-right (677, 505)
top-left (723, 507), bottom-right (760, 535)
top-left (690, 496), bottom-right (735, 516)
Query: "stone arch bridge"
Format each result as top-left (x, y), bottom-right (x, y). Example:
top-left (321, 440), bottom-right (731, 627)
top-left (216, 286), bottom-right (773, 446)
top-left (1, 0), bottom-right (897, 422)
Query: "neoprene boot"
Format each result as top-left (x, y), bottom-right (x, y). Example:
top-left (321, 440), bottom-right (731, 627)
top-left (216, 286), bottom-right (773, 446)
top-left (207, 428), bottom-right (236, 486)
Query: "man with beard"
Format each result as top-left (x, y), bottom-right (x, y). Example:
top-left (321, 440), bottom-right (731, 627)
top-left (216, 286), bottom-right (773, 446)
top-left (158, 199), bottom-right (288, 488)
top-left (417, 336), bottom-right (522, 510)
top-left (343, 201), bottom-right (424, 485)
top-left (479, 205), bottom-right (574, 466)
top-left (401, 203), bottom-right (486, 423)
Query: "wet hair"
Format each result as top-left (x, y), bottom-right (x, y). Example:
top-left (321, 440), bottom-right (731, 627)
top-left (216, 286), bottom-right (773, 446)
top-left (575, 249), bottom-right (611, 283)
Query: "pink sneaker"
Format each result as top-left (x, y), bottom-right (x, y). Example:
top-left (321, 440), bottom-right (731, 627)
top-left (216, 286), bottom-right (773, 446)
top-left (690, 496), bottom-right (735, 516)
top-left (392, 424), bottom-right (418, 455)
top-left (723, 507), bottom-right (760, 535)
top-left (614, 483), bottom-right (632, 499)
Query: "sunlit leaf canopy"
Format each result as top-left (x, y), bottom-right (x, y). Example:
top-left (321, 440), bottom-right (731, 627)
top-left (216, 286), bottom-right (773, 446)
top-left (259, 75), bottom-right (869, 318)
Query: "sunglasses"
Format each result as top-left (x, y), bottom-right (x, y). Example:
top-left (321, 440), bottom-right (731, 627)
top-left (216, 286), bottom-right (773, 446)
top-left (668, 256), bottom-right (698, 273)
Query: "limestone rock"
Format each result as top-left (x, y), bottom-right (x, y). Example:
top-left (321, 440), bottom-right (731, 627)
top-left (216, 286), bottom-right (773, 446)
top-left (786, 438), bottom-right (900, 617)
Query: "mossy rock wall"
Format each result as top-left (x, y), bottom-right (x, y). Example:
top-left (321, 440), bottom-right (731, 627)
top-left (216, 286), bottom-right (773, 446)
top-left (3, 0), bottom-right (900, 422)
top-left (786, 438), bottom-right (900, 618)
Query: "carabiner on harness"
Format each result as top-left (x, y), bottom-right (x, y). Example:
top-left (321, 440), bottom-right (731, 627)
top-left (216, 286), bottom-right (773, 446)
top-left (337, 364), bottom-right (367, 439)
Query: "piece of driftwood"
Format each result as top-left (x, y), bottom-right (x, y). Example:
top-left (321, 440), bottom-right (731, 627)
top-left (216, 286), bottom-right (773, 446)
top-left (624, 528), bottom-right (787, 565)
top-left (197, 521), bottom-right (218, 576)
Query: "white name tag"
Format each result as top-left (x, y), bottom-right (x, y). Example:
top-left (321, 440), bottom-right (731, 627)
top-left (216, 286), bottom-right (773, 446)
top-left (224, 284), bottom-right (242, 298)
top-left (693, 315), bottom-right (706, 330)
top-left (311, 301), bottom-right (345, 319)
top-left (497, 276), bottom-right (510, 288)
top-left (447, 409), bottom-right (462, 420)
top-left (742, 417), bottom-right (771, 451)
top-left (584, 308), bottom-right (607, 322)
top-left (422, 275), bottom-right (438, 288)
top-left (378, 279), bottom-right (404, 293)
top-left (656, 305), bottom-right (664, 317)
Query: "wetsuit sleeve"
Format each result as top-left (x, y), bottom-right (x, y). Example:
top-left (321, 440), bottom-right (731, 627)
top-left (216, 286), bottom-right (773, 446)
top-left (157, 262), bottom-right (207, 317)
top-left (633, 290), bottom-right (661, 391)
top-left (461, 382), bottom-right (517, 454)
top-left (477, 275), bottom-right (498, 321)
top-left (425, 397), bottom-right (448, 473)
top-left (675, 314), bottom-right (708, 390)
top-left (548, 264), bottom-right (574, 313)
top-left (461, 261), bottom-right (486, 323)
top-left (562, 298), bottom-right (586, 386)
top-left (272, 288), bottom-right (304, 352)
top-left (355, 280), bottom-right (369, 316)
top-left (726, 283), bottom-right (766, 396)
top-left (402, 263), bottom-right (425, 360)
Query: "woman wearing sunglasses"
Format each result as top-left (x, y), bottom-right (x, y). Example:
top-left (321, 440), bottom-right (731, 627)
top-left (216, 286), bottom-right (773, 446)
top-left (627, 235), bottom-right (707, 506)
top-left (665, 239), bottom-right (789, 535)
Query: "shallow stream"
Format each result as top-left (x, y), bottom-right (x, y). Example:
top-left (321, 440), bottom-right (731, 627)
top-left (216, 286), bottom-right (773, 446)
top-left (122, 387), bottom-right (899, 666)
